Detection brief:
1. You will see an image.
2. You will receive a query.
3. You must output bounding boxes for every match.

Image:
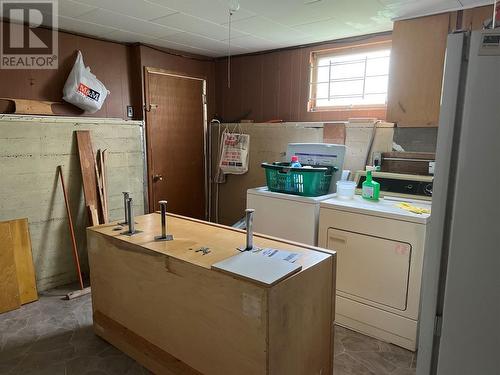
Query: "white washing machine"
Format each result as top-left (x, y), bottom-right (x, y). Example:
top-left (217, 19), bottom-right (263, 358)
top-left (247, 143), bottom-right (346, 246)
top-left (318, 195), bottom-right (431, 350)
top-left (247, 187), bottom-right (335, 246)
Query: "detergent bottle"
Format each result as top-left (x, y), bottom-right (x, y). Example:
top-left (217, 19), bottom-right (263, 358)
top-left (290, 155), bottom-right (302, 168)
top-left (362, 170), bottom-right (380, 201)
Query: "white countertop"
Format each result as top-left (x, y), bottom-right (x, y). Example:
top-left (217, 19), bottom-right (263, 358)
top-left (320, 194), bottom-right (431, 224)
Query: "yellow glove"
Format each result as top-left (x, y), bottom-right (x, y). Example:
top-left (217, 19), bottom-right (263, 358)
top-left (396, 202), bottom-right (431, 215)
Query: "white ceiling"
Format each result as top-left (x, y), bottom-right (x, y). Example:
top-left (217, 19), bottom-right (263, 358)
top-left (36, 0), bottom-right (495, 57)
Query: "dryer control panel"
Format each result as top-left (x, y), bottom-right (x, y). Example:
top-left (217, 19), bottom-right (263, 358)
top-left (354, 171), bottom-right (433, 200)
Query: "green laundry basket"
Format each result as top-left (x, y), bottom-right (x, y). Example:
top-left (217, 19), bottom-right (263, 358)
top-left (261, 162), bottom-right (334, 197)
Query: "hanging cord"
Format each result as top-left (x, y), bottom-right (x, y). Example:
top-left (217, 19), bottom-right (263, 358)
top-left (493, 0), bottom-right (498, 29)
top-left (228, 9), bottom-right (232, 88)
top-left (227, 1), bottom-right (239, 88)
top-left (364, 120), bottom-right (382, 168)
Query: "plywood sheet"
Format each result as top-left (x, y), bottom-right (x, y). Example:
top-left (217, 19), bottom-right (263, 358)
top-left (88, 233), bottom-right (269, 375)
top-left (268, 260), bottom-right (333, 375)
top-left (0, 222), bottom-right (20, 313)
top-left (88, 212), bottom-right (335, 375)
top-left (89, 213), bottom-right (330, 272)
top-left (8, 218), bottom-right (37, 304)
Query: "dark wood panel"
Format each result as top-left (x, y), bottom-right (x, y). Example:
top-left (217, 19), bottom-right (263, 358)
top-left (0, 21), bottom-right (133, 119)
top-left (215, 33), bottom-right (391, 123)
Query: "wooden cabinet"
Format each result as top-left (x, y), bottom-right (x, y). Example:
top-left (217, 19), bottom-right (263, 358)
top-left (461, 5), bottom-right (494, 31)
top-left (88, 213), bottom-right (336, 375)
top-left (386, 14), bottom-right (450, 127)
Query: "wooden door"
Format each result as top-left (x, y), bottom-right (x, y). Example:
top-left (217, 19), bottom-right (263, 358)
top-left (145, 70), bottom-right (206, 219)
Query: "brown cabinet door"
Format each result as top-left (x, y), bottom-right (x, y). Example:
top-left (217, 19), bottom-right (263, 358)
top-left (145, 71), bottom-right (206, 219)
top-left (386, 13), bottom-right (450, 127)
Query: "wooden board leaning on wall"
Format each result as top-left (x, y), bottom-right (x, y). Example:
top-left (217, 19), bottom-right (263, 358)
top-left (0, 218), bottom-right (37, 314)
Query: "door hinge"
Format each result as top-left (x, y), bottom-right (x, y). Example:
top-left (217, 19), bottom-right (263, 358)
top-left (145, 103), bottom-right (159, 112)
top-left (434, 315), bottom-right (443, 337)
top-left (202, 94), bottom-right (207, 105)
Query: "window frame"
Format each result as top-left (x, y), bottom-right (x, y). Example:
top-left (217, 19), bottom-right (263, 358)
top-left (308, 40), bottom-right (392, 112)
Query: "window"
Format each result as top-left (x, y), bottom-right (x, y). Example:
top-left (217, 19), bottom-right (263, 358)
top-left (309, 44), bottom-right (391, 111)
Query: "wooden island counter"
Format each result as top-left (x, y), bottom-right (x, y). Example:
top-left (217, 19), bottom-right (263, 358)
top-left (87, 213), bottom-right (336, 375)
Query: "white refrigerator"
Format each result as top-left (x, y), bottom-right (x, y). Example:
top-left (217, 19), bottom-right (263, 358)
top-left (417, 30), bottom-right (500, 374)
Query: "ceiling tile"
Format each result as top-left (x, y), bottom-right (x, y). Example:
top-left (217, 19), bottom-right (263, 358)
top-left (152, 38), bottom-right (222, 56)
top-left (101, 29), bottom-right (161, 45)
top-left (57, 15), bottom-right (119, 36)
top-left (152, 13), bottom-right (248, 41)
top-left (162, 32), bottom-right (248, 54)
top-left (228, 35), bottom-right (282, 51)
top-left (145, 0), bottom-right (257, 24)
top-left (392, 0), bottom-right (462, 19)
top-left (238, 0), bottom-right (338, 27)
top-left (44, 0), bottom-right (484, 58)
top-left (74, 0), bottom-right (177, 20)
top-left (459, 0), bottom-right (494, 6)
top-left (78, 8), bottom-right (179, 38)
top-left (229, 16), bottom-right (310, 42)
top-left (57, 0), bottom-right (96, 18)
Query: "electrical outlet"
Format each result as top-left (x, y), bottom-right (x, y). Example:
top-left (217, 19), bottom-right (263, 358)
top-left (429, 161), bottom-right (435, 175)
top-left (127, 105), bottom-right (133, 118)
top-left (373, 152), bottom-right (382, 167)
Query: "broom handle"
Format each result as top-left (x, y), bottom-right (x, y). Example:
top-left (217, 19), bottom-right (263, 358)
top-left (58, 166), bottom-right (84, 290)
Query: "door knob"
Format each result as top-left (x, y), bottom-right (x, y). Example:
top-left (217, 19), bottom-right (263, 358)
top-left (153, 174), bottom-right (163, 182)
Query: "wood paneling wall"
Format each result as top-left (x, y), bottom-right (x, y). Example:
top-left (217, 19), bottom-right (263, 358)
top-left (214, 33), bottom-right (390, 123)
top-left (0, 21), bottom-right (216, 121)
top-left (0, 21), bottom-right (133, 119)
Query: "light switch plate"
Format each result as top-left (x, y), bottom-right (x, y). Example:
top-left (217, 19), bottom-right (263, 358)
top-left (127, 106), bottom-right (133, 118)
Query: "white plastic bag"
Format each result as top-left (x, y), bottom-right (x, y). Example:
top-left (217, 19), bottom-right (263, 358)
top-left (62, 51), bottom-right (109, 113)
top-left (218, 130), bottom-right (250, 175)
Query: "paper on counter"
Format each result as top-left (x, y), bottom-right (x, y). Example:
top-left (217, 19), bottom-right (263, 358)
top-left (254, 248), bottom-right (301, 263)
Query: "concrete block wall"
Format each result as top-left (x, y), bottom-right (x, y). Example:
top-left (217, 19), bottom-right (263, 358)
top-left (0, 115), bottom-right (145, 291)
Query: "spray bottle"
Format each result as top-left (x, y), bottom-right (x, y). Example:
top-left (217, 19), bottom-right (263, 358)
top-left (362, 170), bottom-right (380, 201)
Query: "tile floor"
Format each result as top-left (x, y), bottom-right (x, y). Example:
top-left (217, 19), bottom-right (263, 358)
top-left (0, 286), bottom-right (416, 374)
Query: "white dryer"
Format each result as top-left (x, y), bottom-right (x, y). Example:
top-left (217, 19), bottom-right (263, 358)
top-left (318, 195), bottom-right (431, 350)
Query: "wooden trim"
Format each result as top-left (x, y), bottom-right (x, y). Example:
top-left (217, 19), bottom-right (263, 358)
top-left (310, 104), bottom-right (387, 112)
top-left (145, 66), bottom-right (207, 82)
top-left (311, 38), bottom-right (392, 59)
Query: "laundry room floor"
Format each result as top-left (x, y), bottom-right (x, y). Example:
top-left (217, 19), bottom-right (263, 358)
top-left (0, 285), bottom-right (416, 375)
